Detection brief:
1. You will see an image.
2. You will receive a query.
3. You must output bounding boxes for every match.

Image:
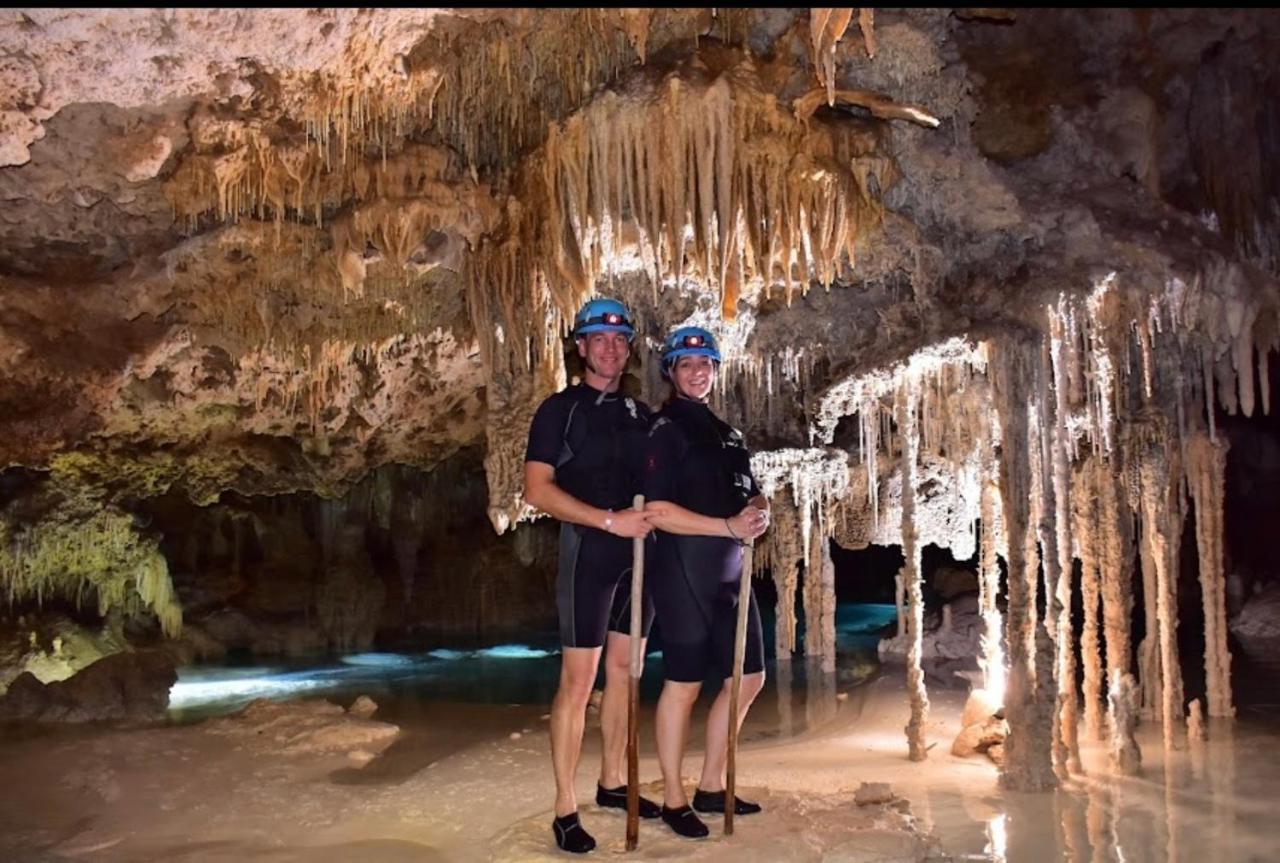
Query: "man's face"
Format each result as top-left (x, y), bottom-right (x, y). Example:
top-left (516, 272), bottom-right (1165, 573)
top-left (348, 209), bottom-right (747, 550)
top-left (672, 354), bottom-right (716, 401)
top-left (577, 330), bottom-right (630, 380)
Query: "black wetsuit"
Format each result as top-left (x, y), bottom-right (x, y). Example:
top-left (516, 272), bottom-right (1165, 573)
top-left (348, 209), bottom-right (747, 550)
top-left (525, 383), bottom-right (655, 648)
top-left (643, 397), bottom-right (765, 683)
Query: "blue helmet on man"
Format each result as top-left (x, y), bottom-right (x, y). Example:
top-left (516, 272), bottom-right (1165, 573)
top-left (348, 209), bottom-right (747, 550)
top-left (572, 297), bottom-right (635, 341)
top-left (660, 326), bottom-right (721, 379)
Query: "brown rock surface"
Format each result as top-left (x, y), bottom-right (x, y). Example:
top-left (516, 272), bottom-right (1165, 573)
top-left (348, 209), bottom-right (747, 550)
top-left (0, 649), bottom-right (176, 722)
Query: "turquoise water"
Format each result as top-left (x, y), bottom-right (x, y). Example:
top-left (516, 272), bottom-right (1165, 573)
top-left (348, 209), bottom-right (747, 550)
top-left (167, 603), bottom-right (897, 721)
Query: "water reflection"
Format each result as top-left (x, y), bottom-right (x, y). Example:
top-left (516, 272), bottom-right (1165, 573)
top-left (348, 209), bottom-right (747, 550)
top-left (976, 718), bottom-right (1273, 863)
top-left (985, 814), bottom-right (1007, 863)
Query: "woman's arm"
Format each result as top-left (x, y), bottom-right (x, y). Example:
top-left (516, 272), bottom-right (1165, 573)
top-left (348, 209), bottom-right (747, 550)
top-left (645, 499), bottom-right (766, 540)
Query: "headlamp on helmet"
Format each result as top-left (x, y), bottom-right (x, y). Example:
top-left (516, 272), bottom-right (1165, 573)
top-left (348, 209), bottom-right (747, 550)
top-left (572, 298), bottom-right (636, 341)
top-left (660, 326), bottom-right (721, 378)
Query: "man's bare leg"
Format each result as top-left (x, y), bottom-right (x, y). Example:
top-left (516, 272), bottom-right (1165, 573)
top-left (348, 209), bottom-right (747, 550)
top-left (599, 631), bottom-right (646, 789)
top-left (551, 645), bottom-right (604, 817)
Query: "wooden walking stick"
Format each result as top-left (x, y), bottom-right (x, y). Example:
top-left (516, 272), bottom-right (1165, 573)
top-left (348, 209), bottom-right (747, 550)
top-left (725, 537), bottom-right (754, 836)
top-left (625, 494), bottom-right (645, 851)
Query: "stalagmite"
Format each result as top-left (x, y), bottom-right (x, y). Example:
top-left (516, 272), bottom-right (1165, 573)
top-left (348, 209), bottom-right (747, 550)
top-left (1186, 433), bottom-right (1234, 718)
top-left (1187, 698), bottom-right (1207, 742)
top-left (897, 382), bottom-right (929, 761)
top-left (991, 339), bottom-right (1056, 791)
top-left (1108, 671), bottom-right (1143, 776)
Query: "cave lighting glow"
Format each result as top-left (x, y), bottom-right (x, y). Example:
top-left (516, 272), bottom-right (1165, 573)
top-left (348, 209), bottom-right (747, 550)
top-left (341, 652), bottom-right (416, 667)
top-left (474, 644), bottom-right (555, 659)
top-left (168, 669), bottom-right (335, 711)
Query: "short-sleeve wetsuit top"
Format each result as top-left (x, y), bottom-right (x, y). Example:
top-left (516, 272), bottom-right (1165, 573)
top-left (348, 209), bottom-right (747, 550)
top-left (525, 382), bottom-right (654, 648)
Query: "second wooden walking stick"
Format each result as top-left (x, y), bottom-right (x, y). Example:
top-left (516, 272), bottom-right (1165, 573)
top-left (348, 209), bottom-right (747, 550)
top-left (725, 538), bottom-right (754, 836)
top-left (625, 494), bottom-right (645, 851)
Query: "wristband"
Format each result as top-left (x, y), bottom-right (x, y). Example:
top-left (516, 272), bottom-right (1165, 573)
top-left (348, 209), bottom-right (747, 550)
top-left (725, 517), bottom-right (742, 543)
top-left (603, 514), bottom-right (615, 532)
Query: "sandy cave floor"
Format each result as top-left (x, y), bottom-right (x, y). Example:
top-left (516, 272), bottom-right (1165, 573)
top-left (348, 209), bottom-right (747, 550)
top-left (0, 672), bottom-right (1277, 863)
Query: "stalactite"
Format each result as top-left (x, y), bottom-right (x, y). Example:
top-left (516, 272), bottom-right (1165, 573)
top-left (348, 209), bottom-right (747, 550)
top-left (897, 380), bottom-right (929, 762)
top-left (858, 8), bottom-right (877, 58)
top-left (1071, 458), bottom-right (1105, 741)
top-left (991, 338), bottom-right (1057, 791)
top-left (1047, 301), bottom-right (1083, 775)
top-left (977, 408), bottom-right (1006, 705)
top-left (894, 569), bottom-right (906, 638)
top-left (1132, 419), bottom-right (1186, 750)
top-left (1098, 453), bottom-right (1134, 693)
top-left (1186, 432), bottom-right (1235, 718)
top-left (809, 9), bottom-right (854, 107)
top-left (803, 534), bottom-right (837, 672)
top-left (0, 505), bottom-right (182, 639)
top-left (752, 448), bottom-right (850, 663)
top-left (761, 497), bottom-right (802, 660)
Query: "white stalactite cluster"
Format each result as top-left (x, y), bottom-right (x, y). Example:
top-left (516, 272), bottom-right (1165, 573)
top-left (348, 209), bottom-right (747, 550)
top-left (753, 448), bottom-right (850, 666)
top-left (750, 260), bottom-right (1273, 784)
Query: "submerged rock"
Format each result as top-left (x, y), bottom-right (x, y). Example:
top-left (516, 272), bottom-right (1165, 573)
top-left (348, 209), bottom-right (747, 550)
top-left (205, 697), bottom-right (400, 758)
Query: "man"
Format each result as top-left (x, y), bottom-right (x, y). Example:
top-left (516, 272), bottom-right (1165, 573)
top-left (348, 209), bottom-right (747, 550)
top-left (523, 297), bottom-right (661, 854)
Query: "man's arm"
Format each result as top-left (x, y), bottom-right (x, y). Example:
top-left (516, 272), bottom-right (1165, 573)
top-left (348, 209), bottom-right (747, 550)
top-left (523, 461), bottom-right (652, 538)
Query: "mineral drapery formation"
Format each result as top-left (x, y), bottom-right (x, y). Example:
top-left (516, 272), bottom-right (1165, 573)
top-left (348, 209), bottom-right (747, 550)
top-left (1, 10), bottom-right (1277, 789)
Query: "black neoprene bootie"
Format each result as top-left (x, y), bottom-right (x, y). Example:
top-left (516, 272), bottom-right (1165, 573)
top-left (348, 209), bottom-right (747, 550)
top-left (660, 805), bottom-right (709, 839)
top-left (596, 783), bottom-right (662, 818)
top-left (552, 812), bottom-right (596, 854)
top-left (692, 788), bottom-right (763, 815)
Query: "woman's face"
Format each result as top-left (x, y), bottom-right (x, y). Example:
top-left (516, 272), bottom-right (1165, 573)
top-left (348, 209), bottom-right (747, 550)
top-left (673, 354), bottom-right (716, 402)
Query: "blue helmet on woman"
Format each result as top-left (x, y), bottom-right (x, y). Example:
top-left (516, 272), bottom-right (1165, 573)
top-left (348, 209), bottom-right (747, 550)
top-left (660, 326), bottom-right (721, 378)
top-left (573, 297), bottom-right (635, 341)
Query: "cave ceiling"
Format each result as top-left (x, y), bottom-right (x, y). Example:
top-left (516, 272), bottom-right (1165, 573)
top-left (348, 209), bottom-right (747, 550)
top-left (1, 7), bottom-right (1277, 520)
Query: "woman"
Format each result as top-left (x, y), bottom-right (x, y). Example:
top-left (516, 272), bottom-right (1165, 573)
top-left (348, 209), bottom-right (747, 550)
top-left (642, 325), bottom-right (771, 839)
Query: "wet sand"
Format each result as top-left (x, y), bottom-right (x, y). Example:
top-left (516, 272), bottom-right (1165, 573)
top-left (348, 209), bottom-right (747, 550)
top-left (0, 670), bottom-right (1276, 862)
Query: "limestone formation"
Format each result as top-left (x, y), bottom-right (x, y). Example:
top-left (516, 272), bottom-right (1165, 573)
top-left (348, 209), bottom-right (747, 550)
top-left (0, 12), bottom-right (1274, 793)
top-left (0, 649), bottom-right (176, 723)
top-left (1108, 672), bottom-right (1143, 776)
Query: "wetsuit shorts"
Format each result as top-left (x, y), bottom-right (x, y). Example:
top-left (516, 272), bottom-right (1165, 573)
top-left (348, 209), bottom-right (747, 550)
top-left (651, 535), bottom-right (765, 683)
top-left (557, 523), bottom-right (655, 649)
